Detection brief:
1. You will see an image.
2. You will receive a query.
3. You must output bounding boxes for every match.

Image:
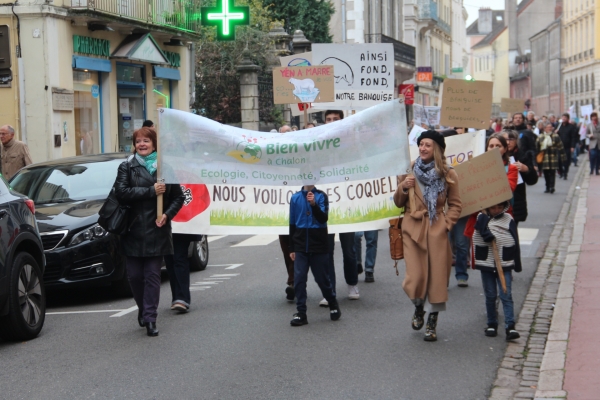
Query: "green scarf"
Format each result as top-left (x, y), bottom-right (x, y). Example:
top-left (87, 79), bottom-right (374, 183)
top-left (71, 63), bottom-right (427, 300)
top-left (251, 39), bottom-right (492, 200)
top-left (135, 151), bottom-right (158, 175)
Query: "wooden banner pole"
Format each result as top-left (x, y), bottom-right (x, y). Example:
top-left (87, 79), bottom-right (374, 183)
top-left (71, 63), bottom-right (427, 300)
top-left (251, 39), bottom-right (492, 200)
top-left (156, 120), bottom-right (164, 223)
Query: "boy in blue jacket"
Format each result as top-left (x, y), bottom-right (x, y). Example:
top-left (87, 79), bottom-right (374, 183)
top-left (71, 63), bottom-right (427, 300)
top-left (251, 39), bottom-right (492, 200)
top-left (289, 185), bottom-right (341, 326)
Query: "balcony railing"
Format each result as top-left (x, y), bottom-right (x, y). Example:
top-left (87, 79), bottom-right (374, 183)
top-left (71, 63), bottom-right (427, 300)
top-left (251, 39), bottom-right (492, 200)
top-left (69, 0), bottom-right (201, 34)
top-left (417, 0), bottom-right (450, 34)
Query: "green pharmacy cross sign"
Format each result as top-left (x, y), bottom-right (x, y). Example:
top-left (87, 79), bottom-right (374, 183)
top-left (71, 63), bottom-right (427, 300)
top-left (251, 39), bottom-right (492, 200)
top-left (201, 0), bottom-right (250, 41)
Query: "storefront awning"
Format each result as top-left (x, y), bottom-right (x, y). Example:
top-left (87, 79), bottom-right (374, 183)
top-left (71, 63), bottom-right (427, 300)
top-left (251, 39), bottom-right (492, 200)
top-left (72, 56), bottom-right (112, 72)
top-left (111, 33), bottom-right (169, 65)
top-left (154, 66), bottom-right (181, 81)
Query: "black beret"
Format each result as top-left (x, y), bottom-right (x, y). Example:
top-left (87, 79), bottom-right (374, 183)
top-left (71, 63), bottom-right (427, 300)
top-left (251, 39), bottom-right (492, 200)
top-left (417, 130), bottom-right (446, 150)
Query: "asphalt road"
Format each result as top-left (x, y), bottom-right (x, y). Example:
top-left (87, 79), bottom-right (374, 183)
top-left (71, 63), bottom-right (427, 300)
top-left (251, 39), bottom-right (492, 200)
top-left (0, 166), bottom-right (580, 400)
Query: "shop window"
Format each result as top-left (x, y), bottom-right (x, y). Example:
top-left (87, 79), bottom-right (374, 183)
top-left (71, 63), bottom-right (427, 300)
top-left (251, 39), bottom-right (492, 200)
top-left (73, 70), bottom-right (101, 155)
top-left (153, 79), bottom-right (171, 109)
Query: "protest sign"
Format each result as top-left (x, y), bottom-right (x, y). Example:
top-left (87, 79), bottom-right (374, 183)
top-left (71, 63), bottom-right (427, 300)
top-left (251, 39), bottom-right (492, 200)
top-left (172, 175), bottom-right (402, 235)
top-left (454, 149), bottom-right (513, 218)
top-left (311, 43), bottom-right (395, 109)
top-left (409, 130), bottom-right (487, 165)
top-left (425, 106), bottom-right (441, 126)
top-left (279, 53), bottom-right (315, 116)
top-left (500, 98), bottom-right (523, 115)
top-left (580, 104), bottom-right (593, 119)
top-left (272, 66), bottom-right (335, 104)
top-left (439, 79), bottom-right (493, 129)
top-left (159, 100), bottom-right (411, 187)
top-left (413, 104), bottom-right (426, 126)
top-left (408, 124), bottom-right (427, 146)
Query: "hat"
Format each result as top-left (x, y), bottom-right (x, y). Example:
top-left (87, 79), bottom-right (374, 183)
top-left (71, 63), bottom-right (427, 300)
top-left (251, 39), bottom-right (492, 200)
top-left (417, 130), bottom-right (446, 150)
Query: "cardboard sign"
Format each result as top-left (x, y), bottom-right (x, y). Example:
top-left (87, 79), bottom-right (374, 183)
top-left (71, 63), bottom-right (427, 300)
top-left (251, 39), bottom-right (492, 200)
top-left (439, 79), bottom-right (493, 129)
top-left (279, 54), bottom-right (314, 115)
top-left (425, 106), bottom-right (441, 126)
top-left (500, 98), bottom-right (524, 115)
top-left (311, 43), bottom-right (395, 109)
top-left (272, 66), bottom-right (335, 104)
top-left (454, 149), bottom-right (513, 217)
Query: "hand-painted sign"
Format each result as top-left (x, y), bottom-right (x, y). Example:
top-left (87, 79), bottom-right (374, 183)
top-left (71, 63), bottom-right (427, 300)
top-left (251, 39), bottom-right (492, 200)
top-left (311, 43), bottom-right (395, 109)
top-left (272, 66), bottom-right (335, 104)
top-left (439, 78), bottom-right (493, 129)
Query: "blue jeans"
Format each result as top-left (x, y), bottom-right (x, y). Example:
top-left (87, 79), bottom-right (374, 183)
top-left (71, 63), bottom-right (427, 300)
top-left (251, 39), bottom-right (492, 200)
top-left (327, 233), bottom-right (359, 295)
top-left (572, 143), bottom-right (580, 165)
top-left (164, 234), bottom-right (193, 306)
top-left (294, 252), bottom-right (335, 314)
top-left (354, 230), bottom-right (379, 272)
top-left (450, 216), bottom-right (470, 281)
top-left (590, 148), bottom-right (599, 174)
top-left (480, 269), bottom-right (515, 329)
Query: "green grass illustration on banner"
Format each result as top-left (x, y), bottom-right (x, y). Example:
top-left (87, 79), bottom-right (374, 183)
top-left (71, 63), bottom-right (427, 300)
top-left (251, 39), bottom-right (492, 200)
top-left (210, 202), bottom-right (402, 226)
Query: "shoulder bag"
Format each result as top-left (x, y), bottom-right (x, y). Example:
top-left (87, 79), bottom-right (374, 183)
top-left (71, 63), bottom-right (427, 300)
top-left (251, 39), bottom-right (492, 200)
top-left (98, 162), bottom-right (131, 235)
top-left (389, 217), bottom-right (403, 276)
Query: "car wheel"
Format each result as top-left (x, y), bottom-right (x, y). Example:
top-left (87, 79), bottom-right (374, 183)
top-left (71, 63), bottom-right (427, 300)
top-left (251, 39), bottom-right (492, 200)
top-left (0, 252), bottom-right (46, 341)
top-left (189, 236), bottom-right (208, 272)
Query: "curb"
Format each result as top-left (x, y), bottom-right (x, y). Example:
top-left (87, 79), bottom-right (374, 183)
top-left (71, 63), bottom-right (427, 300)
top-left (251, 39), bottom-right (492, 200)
top-left (488, 160), bottom-right (587, 400)
top-left (534, 166), bottom-right (589, 399)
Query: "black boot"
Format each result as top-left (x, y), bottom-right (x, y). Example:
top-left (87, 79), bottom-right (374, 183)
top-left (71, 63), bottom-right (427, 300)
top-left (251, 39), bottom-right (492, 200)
top-left (485, 323), bottom-right (498, 337)
top-left (424, 312), bottom-right (438, 341)
top-left (329, 299), bottom-right (342, 321)
top-left (290, 312), bottom-right (308, 326)
top-left (146, 322), bottom-right (159, 337)
top-left (412, 305), bottom-right (426, 330)
top-left (137, 309), bottom-right (145, 327)
top-left (506, 323), bottom-right (520, 341)
top-left (544, 187), bottom-right (550, 193)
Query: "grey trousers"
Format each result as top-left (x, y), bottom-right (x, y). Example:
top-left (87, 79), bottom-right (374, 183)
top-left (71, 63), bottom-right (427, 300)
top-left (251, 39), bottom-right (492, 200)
top-left (126, 256), bottom-right (163, 323)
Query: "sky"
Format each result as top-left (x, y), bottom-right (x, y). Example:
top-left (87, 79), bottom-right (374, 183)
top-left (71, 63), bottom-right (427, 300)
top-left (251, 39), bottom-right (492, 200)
top-left (464, 0), bottom-right (506, 26)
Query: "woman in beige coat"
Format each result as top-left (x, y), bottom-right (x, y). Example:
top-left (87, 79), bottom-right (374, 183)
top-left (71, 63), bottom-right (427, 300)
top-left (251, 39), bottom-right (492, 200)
top-left (394, 130), bottom-right (462, 341)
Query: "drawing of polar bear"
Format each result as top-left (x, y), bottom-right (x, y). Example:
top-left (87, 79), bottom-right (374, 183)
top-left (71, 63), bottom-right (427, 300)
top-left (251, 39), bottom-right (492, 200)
top-left (289, 78), bottom-right (315, 93)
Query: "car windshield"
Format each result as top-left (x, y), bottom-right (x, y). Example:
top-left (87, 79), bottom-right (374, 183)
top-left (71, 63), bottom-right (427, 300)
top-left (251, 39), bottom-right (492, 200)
top-left (10, 159), bottom-right (123, 204)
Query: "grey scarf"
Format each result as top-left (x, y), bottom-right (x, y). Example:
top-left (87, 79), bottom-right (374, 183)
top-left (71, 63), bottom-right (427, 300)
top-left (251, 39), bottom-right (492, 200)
top-left (413, 157), bottom-right (446, 224)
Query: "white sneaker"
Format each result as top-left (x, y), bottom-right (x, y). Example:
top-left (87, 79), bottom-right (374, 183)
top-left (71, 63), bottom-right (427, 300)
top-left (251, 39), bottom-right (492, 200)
top-left (319, 298), bottom-right (329, 307)
top-left (348, 285), bottom-right (360, 300)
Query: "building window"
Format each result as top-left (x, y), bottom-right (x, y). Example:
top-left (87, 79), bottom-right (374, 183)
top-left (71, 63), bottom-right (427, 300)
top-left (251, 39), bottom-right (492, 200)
top-left (592, 74), bottom-right (595, 90)
top-left (73, 70), bottom-right (101, 155)
top-left (586, 75), bottom-right (589, 92)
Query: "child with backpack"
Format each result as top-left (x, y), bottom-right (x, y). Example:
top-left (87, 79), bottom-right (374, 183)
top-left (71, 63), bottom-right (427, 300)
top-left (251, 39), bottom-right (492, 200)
top-left (473, 201), bottom-right (521, 341)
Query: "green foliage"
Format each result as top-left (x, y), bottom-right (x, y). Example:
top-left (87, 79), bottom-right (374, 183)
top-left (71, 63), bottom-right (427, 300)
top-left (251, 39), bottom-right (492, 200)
top-left (263, 0), bottom-right (334, 44)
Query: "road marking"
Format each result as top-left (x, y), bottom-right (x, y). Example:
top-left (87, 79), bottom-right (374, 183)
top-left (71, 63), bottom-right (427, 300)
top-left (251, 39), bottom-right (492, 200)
top-left (109, 305), bottom-right (139, 318)
top-left (335, 233), bottom-right (339, 242)
top-left (206, 277), bottom-right (230, 280)
top-left (190, 287), bottom-right (207, 291)
top-left (211, 274), bottom-right (240, 277)
top-left (192, 282), bottom-right (219, 285)
top-left (207, 235), bottom-right (226, 243)
top-left (47, 309), bottom-right (126, 315)
top-left (231, 235), bottom-right (278, 247)
top-left (225, 263), bottom-right (244, 270)
top-left (518, 228), bottom-right (539, 246)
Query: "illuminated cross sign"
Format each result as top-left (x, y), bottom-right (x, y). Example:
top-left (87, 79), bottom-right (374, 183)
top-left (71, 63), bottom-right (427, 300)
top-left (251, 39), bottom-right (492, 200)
top-left (201, 0), bottom-right (250, 41)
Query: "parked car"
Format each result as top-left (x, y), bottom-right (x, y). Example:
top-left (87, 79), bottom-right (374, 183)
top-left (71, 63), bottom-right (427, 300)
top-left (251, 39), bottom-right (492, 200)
top-left (0, 173), bottom-right (46, 341)
top-left (9, 153), bottom-right (208, 295)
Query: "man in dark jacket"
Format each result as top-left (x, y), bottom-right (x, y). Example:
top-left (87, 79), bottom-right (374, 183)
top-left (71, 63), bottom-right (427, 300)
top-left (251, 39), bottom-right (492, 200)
top-left (511, 113), bottom-right (538, 163)
top-left (289, 185), bottom-right (341, 326)
top-left (557, 113), bottom-right (579, 180)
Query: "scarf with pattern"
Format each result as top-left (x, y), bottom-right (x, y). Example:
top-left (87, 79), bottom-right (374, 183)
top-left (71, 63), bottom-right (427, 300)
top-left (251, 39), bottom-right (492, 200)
top-left (413, 157), bottom-right (446, 224)
top-left (135, 151), bottom-right (158, 175)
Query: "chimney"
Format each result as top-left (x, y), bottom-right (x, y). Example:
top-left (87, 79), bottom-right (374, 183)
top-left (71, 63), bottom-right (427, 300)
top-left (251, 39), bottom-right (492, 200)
top-left (478, 8), bottom-right (493, 34)
top-left (506, 0), bottom-right (517, 51)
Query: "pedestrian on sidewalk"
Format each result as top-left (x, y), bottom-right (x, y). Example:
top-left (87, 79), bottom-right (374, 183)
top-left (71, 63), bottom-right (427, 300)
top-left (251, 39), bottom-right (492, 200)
top-left (320, 110), bottom-right (360, 307)
top-left (0, 125), bottom-right (32, 181)
top-left (289, 185), bottom-right (341, 326)
top-left (354, 230), bottom-right (378, 282)
top-left (115, 127), bottom-right (184, 337)
top-left (394, 130), bottom-right (462, 342)
top-left (537, 122), bottom-right (566, 194)
top-left (473, 201), bottom-right (521, 341)
top-left (586, 112), bottom-right (600, 175)
top-left (557, 113), bottom-right (579, 179)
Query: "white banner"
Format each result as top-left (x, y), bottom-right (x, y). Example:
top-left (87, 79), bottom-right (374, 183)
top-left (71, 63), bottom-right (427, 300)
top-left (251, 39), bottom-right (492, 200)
top-left (311, 43), bottom-right (395, 109)
top-left (159, 100), bottom-right (410, 186)
top-left (409, 130), bottom-right (487, 165)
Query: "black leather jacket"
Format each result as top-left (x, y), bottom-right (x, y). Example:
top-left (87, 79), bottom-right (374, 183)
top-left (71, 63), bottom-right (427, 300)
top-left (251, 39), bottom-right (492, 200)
top-left (115, 155), bottom-right (184, 257)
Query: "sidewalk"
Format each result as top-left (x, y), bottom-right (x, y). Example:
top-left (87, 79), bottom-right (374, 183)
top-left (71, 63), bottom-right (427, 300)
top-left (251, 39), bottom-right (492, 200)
top-left (534, 164), bottom-right (600, 399)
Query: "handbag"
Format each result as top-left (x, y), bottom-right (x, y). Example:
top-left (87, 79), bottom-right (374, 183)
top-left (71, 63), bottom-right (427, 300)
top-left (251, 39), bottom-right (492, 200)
top-left (389, 217), bottom-right (404, 276)
top-left (536, 151), bottom-right (544, 164)
top-left (98, 161), bottom-right (131, 235)
top-left (98, 188), bottom-right (131, 235)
